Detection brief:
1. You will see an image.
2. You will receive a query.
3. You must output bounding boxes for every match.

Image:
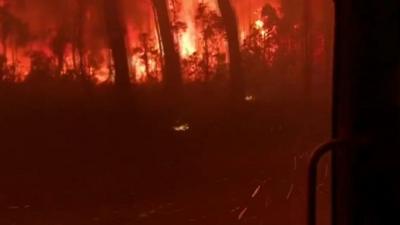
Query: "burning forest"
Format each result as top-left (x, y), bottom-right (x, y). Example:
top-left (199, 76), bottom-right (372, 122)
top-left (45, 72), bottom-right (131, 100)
top-left (0, 0), bottom-right (332, 97)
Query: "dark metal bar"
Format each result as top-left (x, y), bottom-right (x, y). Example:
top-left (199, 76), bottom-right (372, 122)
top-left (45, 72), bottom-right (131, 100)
top-left (308, 140), bottom-right (348, 225)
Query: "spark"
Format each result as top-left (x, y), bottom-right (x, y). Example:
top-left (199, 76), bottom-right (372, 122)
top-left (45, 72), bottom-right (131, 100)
top-left (286, 184), bottom-right (294, 200)
top-left (251, 185), bottom-right (261, 198)
top-left (238, 207), bottom-right (248, 220)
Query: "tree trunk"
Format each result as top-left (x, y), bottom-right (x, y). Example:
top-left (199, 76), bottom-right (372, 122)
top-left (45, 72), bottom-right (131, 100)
top-left (152, 0), bottom-right (183, 99)
top-left (203, 31), bottom-right (210, 81)
top-left (103, 0), bottom-right (131, 91)
top-left (76, 1), bottom-right (86, 78)
top-left (140, 33), bottom-right (151, 80)
top-left (217, 0), bottom-right (245, 101)
top-left (54, 25), bottom-right (67, 77)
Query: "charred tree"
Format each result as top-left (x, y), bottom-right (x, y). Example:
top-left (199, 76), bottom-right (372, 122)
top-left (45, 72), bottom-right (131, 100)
top-left (103, 0), bottom-right (131, 91)
top-left (152, 0), bottom-right (183, 99)
top-left (217, 0), bottom-right (245, 101)
top-left (0, 55), bottom-right (6, 81)
top-left (76, 0), bottom-right (87, 78)
top-left (203, 31), bottom-right (210, 80)
top-left (139, 33), bottom-right (151, 79)
top-left (51, 25), bottom-right (68, 76)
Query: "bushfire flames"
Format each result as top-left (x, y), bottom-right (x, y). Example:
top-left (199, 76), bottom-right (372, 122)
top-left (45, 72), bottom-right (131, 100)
top-left (0, 0), bottom-right (324, 85)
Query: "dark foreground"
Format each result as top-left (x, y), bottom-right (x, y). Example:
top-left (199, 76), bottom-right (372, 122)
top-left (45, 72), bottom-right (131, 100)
top-left (0, 83), bottom-right (331, 225)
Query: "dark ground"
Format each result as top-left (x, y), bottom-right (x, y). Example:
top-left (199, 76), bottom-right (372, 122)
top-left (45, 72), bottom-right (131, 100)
top-left (0, 82), bottom-right (331, 225)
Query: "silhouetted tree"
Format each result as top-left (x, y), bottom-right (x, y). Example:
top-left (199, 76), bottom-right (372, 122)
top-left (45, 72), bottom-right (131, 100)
top-left (217, 0), bottom-right (245, 101)
top-left (0, 54), bottom-right (7, 81)
top-left (169, 0), bottom-right (186, 46)
top-left (281, 0), bottom-right (313, 98)
top-left (261, 4), bottom-right (280, 28)
top-left (130, 33), bottom-right (161, 83)
top-left (195, 2), bottom-right (225, 81)
top-left (242, 3), bottom-right (279, 68)
top-left (152, 0), bottom-right (183, 99)
top-left (103, 0), bottom-right (131, 91)
top-left (26, 51), bottom-right (54, 83)
top-left (75, 0), bottom-right (88, 78)
top-left (139, 33), bottom-right (151, 80)
top-left (51, 24), bottom-right (69, 76)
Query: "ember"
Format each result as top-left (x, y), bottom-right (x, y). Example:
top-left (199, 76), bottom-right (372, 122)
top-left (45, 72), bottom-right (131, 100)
top-left (173, 122), bottom-right (190, 132)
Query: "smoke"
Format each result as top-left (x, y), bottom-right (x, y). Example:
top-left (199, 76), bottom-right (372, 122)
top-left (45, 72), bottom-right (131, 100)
top-left (3, 0), bottom-right (282, 47)
top-left (2, 0), bottom-right (150, 42)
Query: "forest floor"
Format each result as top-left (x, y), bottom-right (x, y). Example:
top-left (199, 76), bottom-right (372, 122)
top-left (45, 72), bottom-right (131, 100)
top-left (0, 83), bottom-right (331, 225)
